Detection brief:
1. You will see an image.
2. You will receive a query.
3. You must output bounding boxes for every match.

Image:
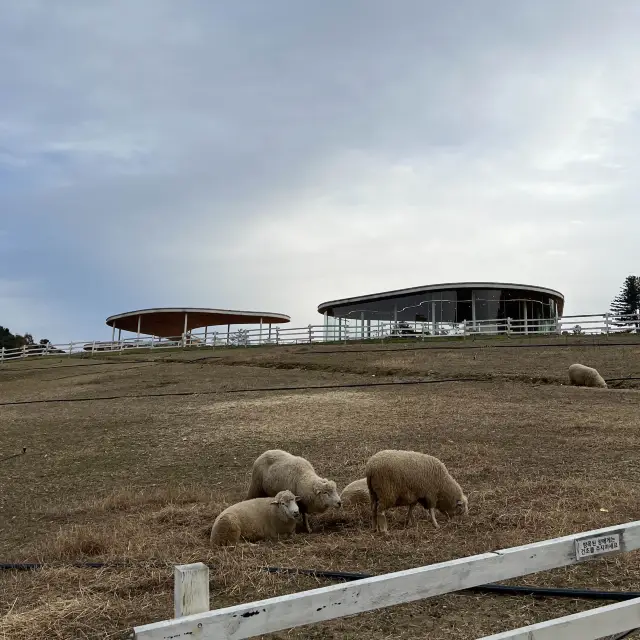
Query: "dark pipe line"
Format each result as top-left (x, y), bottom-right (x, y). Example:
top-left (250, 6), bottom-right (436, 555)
top-left (0, 372), bottom-right (637, 407)
top-left (0, 447), bottom-right (26, 464)
top-left (0, 377), bottom-right (481, 407)
top-left (262, 566), bottom-right (640, 602)
top-left (3, 560), bottom-right (639, 603)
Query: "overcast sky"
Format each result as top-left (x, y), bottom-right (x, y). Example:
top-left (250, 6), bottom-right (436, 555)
top-left (1, 1), bottom-right (639, 342)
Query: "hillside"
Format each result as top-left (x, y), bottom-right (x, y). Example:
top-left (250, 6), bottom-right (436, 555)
top-left (1, 336), bottom-right (640, 639)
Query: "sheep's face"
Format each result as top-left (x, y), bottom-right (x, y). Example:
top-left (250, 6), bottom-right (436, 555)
top-left (314, 479), bottom-right (342, 510)
top-left (272, 490), bottom-right (301, 521)
top-left (439, 493), bottom-right (468, 517)
top-left (455, 494), bottom-right (469, 516)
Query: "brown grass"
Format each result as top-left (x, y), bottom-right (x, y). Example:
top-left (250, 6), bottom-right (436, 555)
top-left (1, 337), bottom-right (640, 638)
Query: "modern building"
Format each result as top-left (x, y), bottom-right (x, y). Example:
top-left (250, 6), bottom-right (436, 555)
top-left (317, 282), bottom-right (564, 336)
top-left (106, 307), bottom-right (290, 342)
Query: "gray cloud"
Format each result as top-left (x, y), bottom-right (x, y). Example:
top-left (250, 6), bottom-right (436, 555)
top-left (1, 1), bottom-right (640, 340)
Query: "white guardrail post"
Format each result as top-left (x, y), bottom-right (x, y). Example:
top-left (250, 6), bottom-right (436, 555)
top-left (174, 563), bottom-right (210, 619)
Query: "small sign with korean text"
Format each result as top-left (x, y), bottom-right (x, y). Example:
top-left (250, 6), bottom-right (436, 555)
top-left (575, 533), bottom-right (621, 560)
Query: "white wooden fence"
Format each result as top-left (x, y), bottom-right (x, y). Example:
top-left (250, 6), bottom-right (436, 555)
top-left (133, 521), bottom-right (640, 640)
top-left (1, 312), bottom-right (639, 364)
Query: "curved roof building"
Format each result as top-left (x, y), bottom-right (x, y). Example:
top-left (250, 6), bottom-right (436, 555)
top-left (106, 307), bottom-right (290, 338)
top-left (318, 282), bottom-right (564, 331)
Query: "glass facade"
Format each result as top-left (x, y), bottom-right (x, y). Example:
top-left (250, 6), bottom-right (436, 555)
top-left (323, 286), bottom-right (562, 334)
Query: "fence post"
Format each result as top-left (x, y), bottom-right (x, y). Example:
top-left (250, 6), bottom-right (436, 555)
top-left (22, 344), bottom-right (27, 359)
top-left (463, 319), bottom-right (467, 338)
top-left (69, 342), bottom-right (73, 357)
top-left (212, 332), bottom-right (217, 349)
top-left (275, 327), bottom-right (280, 345)
top-left (0, 346), bottom-right (4, 363)
top-left (174, 563), bottom-right (209, 619)
top-left (91, 341), bottom-right (96, 357)
top-left (605, 312), bottom-right (610, 336)
top-left (506, 318), bottom-right (511, 337)
top-left (308, 325), bottom-right (313, 344)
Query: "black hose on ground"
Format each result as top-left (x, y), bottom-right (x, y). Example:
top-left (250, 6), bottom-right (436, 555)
top-left (0, 447), bottom-right (26, 465)
top-left (3, 560), bottom-right (640, 604)
top-left (0, 377), bottom-right (483, 407)
top-left (262, 566), bottom-right (640, 602)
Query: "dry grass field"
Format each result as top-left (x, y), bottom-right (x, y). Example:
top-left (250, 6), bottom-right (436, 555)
top-left (1, 335), bottom-right (640, 639)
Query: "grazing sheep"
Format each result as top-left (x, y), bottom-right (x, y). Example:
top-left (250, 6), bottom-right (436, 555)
top-left (366, 449), bottom-right (468, 533)
top-left (210, 490), bottom-right (300, 546)
top-left (568, 363), bottom-right (607, 389)
top-left (246, 449), bottom-right (342, 533)
top-left (340, 478), bottom-right (370, 507)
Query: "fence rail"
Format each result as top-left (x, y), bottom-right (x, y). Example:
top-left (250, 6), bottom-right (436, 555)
top-left (1, 312), bottom-right (639, 363)
top-left (133, 520), bottom-right (640, 639)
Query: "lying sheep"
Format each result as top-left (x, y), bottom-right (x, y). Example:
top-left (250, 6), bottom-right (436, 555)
top-left (340, 478), bottom-right (370, 507)
top-left (210, 490), bottom-right (299, 546)
top-left (366, 449), bottom-right (468, 533)
top-left (568, 363), bottom-right (607, 389)
top-left (246, 449), bottom-right (342, 533)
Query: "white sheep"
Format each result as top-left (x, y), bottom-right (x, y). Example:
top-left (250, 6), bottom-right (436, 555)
top-left (210, 489), bottom-right (300, 546)
top-left (340, 478), bottom-right (370, 507)
top-left (568, 363), bottom-right (607, 389)
top-left (246, 449), bottom-right (342, 533)
top-left (366, 449), bottom-right (468, 533)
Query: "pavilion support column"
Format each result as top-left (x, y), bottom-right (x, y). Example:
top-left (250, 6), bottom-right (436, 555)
top-left (259, 318), bottom-right (263, 345)
top-left (111, 325), bottom-right (115, 345)
top-left (204, 325), bottom-right (208, 347)
top-left (471, 291), bottom-right (477, 330)
top-left (361, 311), bottom-right (365, 339)
top-left (137, 315), bottom-right (141, 346)
top-left (183, 312), bottom-right (188, 348)
top-left (524, 302), bottom-right (528, 335)
top-left (268, 323), bottom-right (272, 342)
top-left (324, 311), bottom-right (328, 342)
top-left (227, 323), bottom-right (230, 346)
top-left (118, 329), bottom-right (122, 342)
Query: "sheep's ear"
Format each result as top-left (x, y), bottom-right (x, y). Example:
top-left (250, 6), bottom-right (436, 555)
top-left (270, 499), bottom-right (280, 505)
top-left (294, 495), bottom-right (302, 502)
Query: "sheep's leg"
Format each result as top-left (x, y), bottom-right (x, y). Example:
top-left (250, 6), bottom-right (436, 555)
top-left (302, 512), bottom-right (312, 534)
top-left (404, 504), bottom-right (415, 527)
top-left (429, 508), bottom-right (439, 529)
top-left (376, 509), bottom-right (388, 534)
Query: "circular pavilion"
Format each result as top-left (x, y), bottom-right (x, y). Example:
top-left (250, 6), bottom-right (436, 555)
top-left (318, 282), bottom-right (564, 336)
top-left (106, 307), bottom-right (290, 342)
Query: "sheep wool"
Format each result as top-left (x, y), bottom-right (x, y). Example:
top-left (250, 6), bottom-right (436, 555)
top-left (568, 363), bottom-right (607, 389)
top-left (366, 449), bottom-right (468, 533)
top-left (340, 478), bottom-right (370, 507)
top-left (246, 449), bottom-right (342, 533)
top-left (210, 490), bottom-right (299, 546)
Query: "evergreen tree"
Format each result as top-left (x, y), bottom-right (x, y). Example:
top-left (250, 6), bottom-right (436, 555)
top-left (0, 326), bottom-right (22, 349)
top-left (610, 275), bottom-right (640, 329)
